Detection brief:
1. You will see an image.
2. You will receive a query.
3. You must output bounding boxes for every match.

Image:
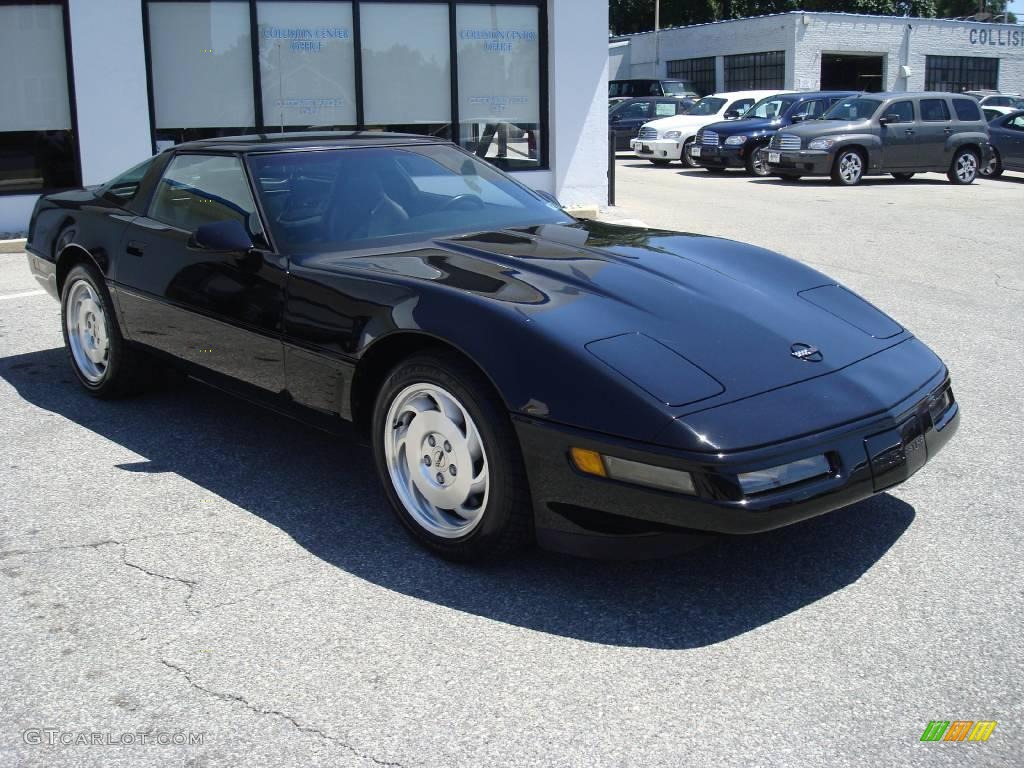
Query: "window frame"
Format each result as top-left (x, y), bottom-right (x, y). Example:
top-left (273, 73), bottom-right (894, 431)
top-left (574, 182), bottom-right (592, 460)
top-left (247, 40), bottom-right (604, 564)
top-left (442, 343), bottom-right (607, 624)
top-left (924, 55), bottom-right (999, 94)
top-left (723, 51), bottom-right (785, 92)
top-left (141, 0), bottom-right (549, 171)
top-left (665, 56), bottom-right (714, 97)
top-left (0, 0), bottom-right (81, 197)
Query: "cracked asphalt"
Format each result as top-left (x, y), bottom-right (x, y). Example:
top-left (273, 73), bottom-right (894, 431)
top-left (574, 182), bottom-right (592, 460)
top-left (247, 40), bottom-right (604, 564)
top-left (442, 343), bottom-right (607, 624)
top-left (1, 164), bottom-right (1022, 767)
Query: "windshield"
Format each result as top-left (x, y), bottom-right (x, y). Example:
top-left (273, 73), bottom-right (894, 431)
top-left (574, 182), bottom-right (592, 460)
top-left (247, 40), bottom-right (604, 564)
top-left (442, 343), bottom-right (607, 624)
top-left (661, 81), bottom-right (692, 96)
top-left (743, 95), bottom-right (796, 120)
top-left (247, 145), bottom-right (573, 251)
top-left (822, 97), bottom-right (882, 121)
top-left (686, 97), bottom-right (726, 116)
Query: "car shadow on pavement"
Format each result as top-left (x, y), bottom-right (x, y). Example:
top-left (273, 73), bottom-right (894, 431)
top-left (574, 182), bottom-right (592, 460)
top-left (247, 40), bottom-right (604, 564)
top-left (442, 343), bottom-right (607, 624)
top-left (1, 347), bottom-right (916, 650)
top-left (749, 177), bottom-right (951, 187)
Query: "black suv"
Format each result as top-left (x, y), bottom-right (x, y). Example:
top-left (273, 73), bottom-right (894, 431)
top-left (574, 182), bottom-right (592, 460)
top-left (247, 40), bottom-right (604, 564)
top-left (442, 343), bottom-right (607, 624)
top-left (609, 79), bottom-right (699, 102)
top-left (693, 91), bottom-right (854, 176)
top-left (766, 92), bottom-right (993, 185)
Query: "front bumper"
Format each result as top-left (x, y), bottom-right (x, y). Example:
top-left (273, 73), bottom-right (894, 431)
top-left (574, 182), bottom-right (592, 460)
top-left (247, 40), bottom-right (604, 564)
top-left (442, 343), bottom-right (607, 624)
top-left (692, 143), bottom-right (746, 169)
top-left (630, 138), bottom-right (681, 160)
top-left (516, 371), bottom-right (958, 558)
top-left (766, 149), bottom-right (833, 175)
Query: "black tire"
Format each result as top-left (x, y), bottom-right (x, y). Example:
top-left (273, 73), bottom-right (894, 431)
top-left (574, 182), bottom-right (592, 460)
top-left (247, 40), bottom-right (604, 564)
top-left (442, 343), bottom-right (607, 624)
top-left (891, 172), bottom-right (915, 181)
top-left (648, 158), bottom-right (671, 167)
top-left (980, 150), bottom-right (1003, 179)
top-left (947, 147), bottom-right (979, 185)
top-left (776, 173), bottom-right (802, 182)
top-left (745, 145), bottom-right (771, 177)
top-left (60, 262), bottom-right (151, 398)
top-left (371, 350), bottom-right (532, 561)
top-left (681, 138), bottom-right (699, 168)
top-left (831, 148), bottom-right (865, 186)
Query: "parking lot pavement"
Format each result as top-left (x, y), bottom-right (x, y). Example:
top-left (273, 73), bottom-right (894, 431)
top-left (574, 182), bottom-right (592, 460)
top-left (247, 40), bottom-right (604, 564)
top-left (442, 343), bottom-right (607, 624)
top-left (1, 161), bottom-right (1022, 767)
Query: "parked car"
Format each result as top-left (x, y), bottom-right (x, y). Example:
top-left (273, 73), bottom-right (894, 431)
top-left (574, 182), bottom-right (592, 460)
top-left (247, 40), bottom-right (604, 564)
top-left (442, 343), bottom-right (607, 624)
top-left (766, 92), bottom-right (993, 185)
top-left (692, 91), bottom-right (855, 176)
top-left (631, 90), bottom-right (787, 167)
top-left (609, 97), bottom-right (693, 150)
top-left (976, 93), bottom-right (1023, 109)
top-left (609, 78), bottom-right (698, 102)
top-left (25, 132), bottom-right (959, 561)
top-left (981, 109), bottom-right (1024, 178)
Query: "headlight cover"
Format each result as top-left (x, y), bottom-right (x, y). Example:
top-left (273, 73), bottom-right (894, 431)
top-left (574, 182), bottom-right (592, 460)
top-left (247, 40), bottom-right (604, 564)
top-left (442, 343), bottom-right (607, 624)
top-left (808, 138), bottom-right (835, 151)
top-left (663, 130), bottom-right (682, 140)
top-left (724, 135), bottom-right (747, 145)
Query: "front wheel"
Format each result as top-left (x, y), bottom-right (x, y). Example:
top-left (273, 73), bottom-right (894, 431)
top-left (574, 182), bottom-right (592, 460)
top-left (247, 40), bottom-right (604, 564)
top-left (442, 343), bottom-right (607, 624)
top-left (61, 263), bottom-right (150, 398)
top-left (948, 148), bottom-right (979, 185)
top-left (681, 138), bottom-right (699, 168)
top-left (980, 150), bottom-right (1003, 179)
top-left (372, 351), bottom-right (532, 561)
top-left (746, 146), bottom-right (771, 177)
top-left (831, 149), bottom-right (864, 185)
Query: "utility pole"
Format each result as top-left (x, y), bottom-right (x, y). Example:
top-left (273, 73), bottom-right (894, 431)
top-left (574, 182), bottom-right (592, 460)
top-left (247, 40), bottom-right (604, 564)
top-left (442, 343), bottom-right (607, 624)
top-left (654, 0), bottom-right (660, 77)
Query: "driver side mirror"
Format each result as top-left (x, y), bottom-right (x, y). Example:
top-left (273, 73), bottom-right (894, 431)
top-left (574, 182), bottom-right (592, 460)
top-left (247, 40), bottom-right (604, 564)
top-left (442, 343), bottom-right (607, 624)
top-left (879, 113), bottom-right (901, 126)
top-left (190, 219), bottom-right (255, 253)
top-left (723, 110), bottom-right (741, 120)
top-left (790, 113), bottom-right (809, 123)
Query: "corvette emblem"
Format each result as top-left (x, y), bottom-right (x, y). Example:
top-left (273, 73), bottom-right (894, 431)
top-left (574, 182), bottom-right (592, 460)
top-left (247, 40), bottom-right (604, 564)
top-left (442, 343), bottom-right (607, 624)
top-left (790, 342), bottom-right (823, 362)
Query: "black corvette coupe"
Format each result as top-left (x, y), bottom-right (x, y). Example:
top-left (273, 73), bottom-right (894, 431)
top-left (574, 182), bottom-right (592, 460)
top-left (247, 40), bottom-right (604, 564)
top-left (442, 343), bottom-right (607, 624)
top-left (26, 133), bottom-right (959, 560)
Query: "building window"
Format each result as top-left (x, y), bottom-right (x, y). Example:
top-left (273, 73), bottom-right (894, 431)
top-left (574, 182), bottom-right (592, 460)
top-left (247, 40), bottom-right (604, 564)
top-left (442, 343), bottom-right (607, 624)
top-left (925, 56), bottom-right (998, 93)
top-left (143, 0), bottom-right (548, 170)
top-left (0, 1), bottom-right (78, 195)
top-left (456, 4), bottom-right (541, 170)
top-left (666, 56), bottom-right (715, 96)
top-left (148, 1), bottom-right (257, 148)
top-left (724, 51), bottom-right (784, 91)
top-left (257, 1), bottom-right (357, 130)
top-left (360, 2), bottom-right (451, 138)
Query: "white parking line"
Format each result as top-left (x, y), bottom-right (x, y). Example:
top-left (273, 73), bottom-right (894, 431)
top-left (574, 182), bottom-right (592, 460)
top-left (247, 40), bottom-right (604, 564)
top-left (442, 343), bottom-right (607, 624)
top-left (0, 289), bottom-right (45, 301)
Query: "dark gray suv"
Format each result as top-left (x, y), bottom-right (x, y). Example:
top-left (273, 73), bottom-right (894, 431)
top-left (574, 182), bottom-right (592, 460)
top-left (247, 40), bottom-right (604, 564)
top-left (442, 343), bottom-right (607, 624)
top-left (766, 92), bottom-right (992, 185)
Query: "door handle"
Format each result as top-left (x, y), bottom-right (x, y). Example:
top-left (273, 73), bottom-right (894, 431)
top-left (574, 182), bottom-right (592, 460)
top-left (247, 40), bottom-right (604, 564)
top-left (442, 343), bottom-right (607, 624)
top-left (904, 129), bottom-right (915, 135)
top-left (943, 127), bottom-right (953, 134)
top-left (126, 241), bottom-right (145, 257)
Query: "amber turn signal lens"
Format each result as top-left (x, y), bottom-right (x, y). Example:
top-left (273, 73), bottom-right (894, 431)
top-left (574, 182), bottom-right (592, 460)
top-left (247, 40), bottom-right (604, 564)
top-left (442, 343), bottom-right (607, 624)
top-left (570, 447), bottom-right (607, 477)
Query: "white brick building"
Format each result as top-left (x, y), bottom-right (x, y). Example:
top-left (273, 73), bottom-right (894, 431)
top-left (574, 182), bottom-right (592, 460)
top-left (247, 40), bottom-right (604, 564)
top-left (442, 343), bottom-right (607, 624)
top-left (610, 12), bottom-right (1024, 96)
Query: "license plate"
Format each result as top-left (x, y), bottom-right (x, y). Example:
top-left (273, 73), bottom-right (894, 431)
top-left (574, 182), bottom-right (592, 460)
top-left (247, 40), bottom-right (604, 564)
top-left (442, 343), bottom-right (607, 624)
top-left (691, 146), bottom-right (701, 158)
top-left (641, 144), bottom-right (651, 153)
top-left (768, 151), bottom-right (780, 164)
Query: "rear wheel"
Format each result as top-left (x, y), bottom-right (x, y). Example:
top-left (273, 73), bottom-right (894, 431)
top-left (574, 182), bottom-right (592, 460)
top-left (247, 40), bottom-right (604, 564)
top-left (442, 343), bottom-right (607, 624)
top-left (831, 149), bottom-right (865, 185)
top-left (681, 138), bottom-right (699, 168)
top-left (980, 149), bottom-right (1003, 179)
top-left (891, 172), bottom-right (914, 181)
top-left (372, 351), bottom-right (532, 561)
top-left (745, 145), bottom-right (771, 177)
top-left (948, 148), bottom-right (979, 185)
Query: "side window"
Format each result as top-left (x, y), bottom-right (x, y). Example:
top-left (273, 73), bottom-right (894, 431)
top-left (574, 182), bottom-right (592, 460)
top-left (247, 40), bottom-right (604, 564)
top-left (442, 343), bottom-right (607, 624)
top-left (102, 157), bottom-right (156, 204)
top-left (648, 82), bottom-right (661, 96)
top-left (1009, 116), bottom-right (1024, 131)
top-left (886, 100), bottom-right (915, 123)
top-left (617, 101), bottom-right (650, 121)
top-left (149, 154), bottom-right (259, 234)
top-left (952, 98), bottom-right (982, 122)
top-left (793, 99), bottom-right (825, 119)
top-left (654, 101), bottom-right (677, 117)
top-left (920, 99), bottom-right (951, 122)
top-left (728, 98), bottom-right (754, 115)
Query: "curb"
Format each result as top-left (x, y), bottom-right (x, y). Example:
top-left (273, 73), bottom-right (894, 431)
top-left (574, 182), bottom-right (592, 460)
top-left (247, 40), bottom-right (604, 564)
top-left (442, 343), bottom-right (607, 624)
top-left (0, 238), bottom-right (27, 254)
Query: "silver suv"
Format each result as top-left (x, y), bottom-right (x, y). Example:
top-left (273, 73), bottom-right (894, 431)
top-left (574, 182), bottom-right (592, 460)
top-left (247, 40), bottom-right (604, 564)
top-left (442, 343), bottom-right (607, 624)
top-left (766, 92), bottom-right (992, 185)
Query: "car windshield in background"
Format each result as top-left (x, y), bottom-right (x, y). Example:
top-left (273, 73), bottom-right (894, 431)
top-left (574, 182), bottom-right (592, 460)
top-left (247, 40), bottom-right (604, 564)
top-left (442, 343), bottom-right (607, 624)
top-left (745, 96), bottom-right (797, 120)
top-left (822, 97), bottom-right (882, 121)
top-left (661, 81), bottom-right (692, 96)
top-left (247, 145), bottom-right (572, 251)
top-left (686, 97), bottom-right (726, 116)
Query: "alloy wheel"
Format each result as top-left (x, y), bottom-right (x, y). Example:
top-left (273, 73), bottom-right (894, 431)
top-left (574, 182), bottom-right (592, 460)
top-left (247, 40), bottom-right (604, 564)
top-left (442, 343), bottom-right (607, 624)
top-left (383, 382), bottom-right (490, 538)
top-left (838, 152), bottom-right (863, 184)
top-left (956, 152), bottom-right (978, 183)
top-left (65, 279), bottom-right (109, 383)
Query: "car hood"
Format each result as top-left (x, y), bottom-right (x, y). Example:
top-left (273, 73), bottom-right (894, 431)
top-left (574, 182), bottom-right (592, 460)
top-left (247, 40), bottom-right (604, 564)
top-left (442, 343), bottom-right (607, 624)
top-left (643, 114), bottom-right (724, 133)
top-left (324, 221), bottom-right (911, 425)
top-left (705, 116), bottom-right (781, 135)
top-left (778, 118), bottom-right (870, 139)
